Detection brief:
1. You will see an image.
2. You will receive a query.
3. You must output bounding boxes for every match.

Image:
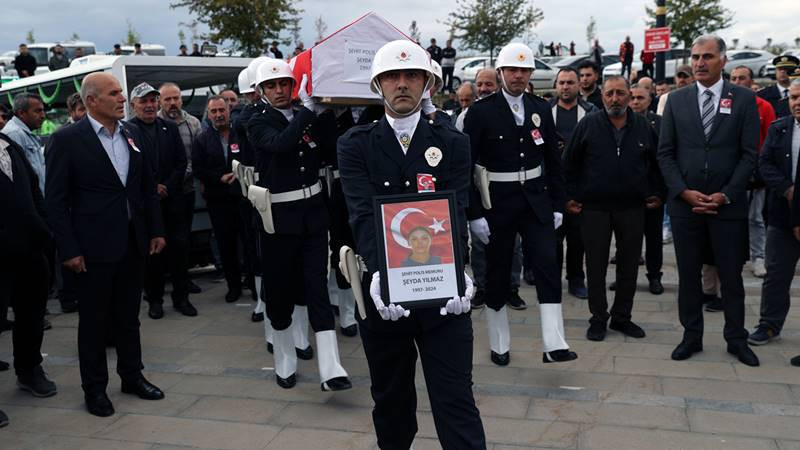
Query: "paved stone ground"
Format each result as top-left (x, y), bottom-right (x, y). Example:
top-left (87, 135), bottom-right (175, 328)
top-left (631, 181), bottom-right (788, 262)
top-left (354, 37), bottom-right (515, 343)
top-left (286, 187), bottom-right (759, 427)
top-left (2, 245), bottom-right (800, 449)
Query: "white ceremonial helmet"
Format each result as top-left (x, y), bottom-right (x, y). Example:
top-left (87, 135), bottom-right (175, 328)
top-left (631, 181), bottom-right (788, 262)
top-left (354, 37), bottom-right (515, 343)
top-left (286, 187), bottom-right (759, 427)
top-left (254, 58), bottom-right (295, 94)
top-left (237, 68), bottom-right (254, 94)
top-left (369, 39), bottom-right (434, 95)
top-left (495, 42), bottom-right (536, 70)
top-left (246, 56), bottom-right (273, 89)
top-left (430, 60), bottom-right (443, 93)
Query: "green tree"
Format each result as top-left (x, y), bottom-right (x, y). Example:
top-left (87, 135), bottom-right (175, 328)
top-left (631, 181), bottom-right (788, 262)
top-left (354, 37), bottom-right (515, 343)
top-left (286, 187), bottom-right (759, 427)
top-left (178, 30), bottom-right (186, 47)
top-left (25, 29), bottom-right (35, 44)
top-left (408, 20), bottom-right (421, 43)
top-left (171, 0), bottom-right (301, 57)
top-left (125, 19), bottom-right (141, 45)
top-left (314, 15), bottom-right (328, 44)
top-left (586, 16), bottom-right (597, 50)
top-left (645, 0), bottom-right (734, 58)
top-left (69, 32), bottom-right (81, 41)
top-left (446, 0), bottom-right (544, 64)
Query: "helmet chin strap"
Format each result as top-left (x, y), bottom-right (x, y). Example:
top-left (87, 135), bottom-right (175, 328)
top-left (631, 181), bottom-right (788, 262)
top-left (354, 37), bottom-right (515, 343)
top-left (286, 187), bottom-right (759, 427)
top-left (497, 68), bottom-right (530, 97)
top-left (375, 74), bottom-right (434, 118)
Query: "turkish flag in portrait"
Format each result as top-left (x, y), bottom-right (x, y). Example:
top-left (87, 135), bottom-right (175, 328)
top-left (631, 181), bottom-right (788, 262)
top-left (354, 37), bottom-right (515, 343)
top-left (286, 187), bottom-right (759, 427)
top-left (381, 198), bottom-right (455, 269)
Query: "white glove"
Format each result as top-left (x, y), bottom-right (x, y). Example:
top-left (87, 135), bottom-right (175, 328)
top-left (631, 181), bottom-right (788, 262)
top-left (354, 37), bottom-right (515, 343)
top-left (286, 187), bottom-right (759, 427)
top-left (440, 272), bottom-right (474, 316)
top-left (553, 212), bottom-right (563, 230)
top-left (469, 218), bottom-right (491, 244)
top-left (298, 74), bottom-right (315, 111)
top-left (369, 272), bottom-right (409, 321)
top-left (421, 96), bottom-right (436, 115)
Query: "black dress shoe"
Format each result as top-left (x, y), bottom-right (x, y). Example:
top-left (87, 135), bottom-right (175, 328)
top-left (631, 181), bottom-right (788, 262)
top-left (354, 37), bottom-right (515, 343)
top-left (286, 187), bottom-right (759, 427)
top-left (188, 281), bottom-right (202, 294)
top-left (85, 392), bottom-right (114, 417)
top-left (0, 360), bottom-right (8, 371)
top-left (276, 373), bottom-right (296, 389)
top-left (791, 355), bottom-right (800, 367)
top-left (507, 290), bottom-right (527, 310)
top-left (543, 349), bottom-right (578, 363)
top-left (609, 320), bottom-right (646, 338)
top-left (296, 346), bottom-right (314, 360)
top-left (60, 300), bottom-right (78, 313)
top-left (704, 296), bottom-right (723, 312)
top-left (341, 324), bottom-right (358, 337)
top-left (173, 300), bottom-right (198, 317)
top-left (586, 321), bottom-right (607, 341)
top-left (121, 377), bottom-right (165, 400)
top-left (490, 351), bottom-right (510, 366)
top-left (671, 340), bottom-right (703, 361)
top-left (17, 366), bottom-right (57, 397)
top-left (321, 376), bottom-right (352, 391)
top-left (648, 276), bottom-right (664, 295)
top-left (0, 409), bottom-right (8, 428)
top-left (727, 343), bottom-right (759, 367)
top-left (523, 269), bottom-right (536, 286)
top-left (225, 287), bottom-right (242, 303)
top-left (148, 302), bottom-right (164, 319)
top-left (251, 312), bottom-right (264, 322)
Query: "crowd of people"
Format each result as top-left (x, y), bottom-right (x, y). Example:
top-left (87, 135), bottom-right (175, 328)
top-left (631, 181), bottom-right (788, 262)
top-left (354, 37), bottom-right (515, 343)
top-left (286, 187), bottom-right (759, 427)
top-left (1, 30), bottom-right (800, 449)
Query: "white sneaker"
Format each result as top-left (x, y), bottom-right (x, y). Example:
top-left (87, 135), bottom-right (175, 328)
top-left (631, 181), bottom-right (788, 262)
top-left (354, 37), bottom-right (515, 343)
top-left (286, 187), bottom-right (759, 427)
top-left (752, 258), bottom-right (766, 278)
top-left (662, 228), bottom-right (673, 244)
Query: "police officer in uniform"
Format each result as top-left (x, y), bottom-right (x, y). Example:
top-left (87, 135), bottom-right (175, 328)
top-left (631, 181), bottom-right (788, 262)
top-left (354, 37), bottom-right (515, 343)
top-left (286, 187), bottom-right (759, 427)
top-left (464, 43), bottom-right (577, 366)
top-left (759, 55), bottom-right (798, 118)
top-left (247, 58), bottom-right (351, 391)
top-left (338, 39), bottom-right (485, 450)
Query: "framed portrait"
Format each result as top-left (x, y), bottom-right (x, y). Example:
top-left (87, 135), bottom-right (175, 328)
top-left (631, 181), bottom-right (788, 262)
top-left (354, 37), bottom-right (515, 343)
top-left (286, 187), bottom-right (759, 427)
top-left (373, 191), bottom-right (466, 309)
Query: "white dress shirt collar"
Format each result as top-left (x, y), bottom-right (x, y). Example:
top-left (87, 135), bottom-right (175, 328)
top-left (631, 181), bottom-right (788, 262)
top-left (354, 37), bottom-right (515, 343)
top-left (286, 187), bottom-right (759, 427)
top-left (502, 89), bottom-right (525, 125)
top-left (696, 78), bottom-right (725, 114)
top-left (385, 111), bottom-right (421, 154)
top-left (87, 113), bottom-right (122, 137)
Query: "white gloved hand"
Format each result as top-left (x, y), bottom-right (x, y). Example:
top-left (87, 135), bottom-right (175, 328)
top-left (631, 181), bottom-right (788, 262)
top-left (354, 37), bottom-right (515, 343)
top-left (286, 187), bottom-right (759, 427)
top-left (469, 218), bottom-right (491, 244)
top-left (298, 74), bottom-right (315, 111)
top-left (440, 272), bottom-right (474, 315)
top-left (421, 96), bottom-right (436, 115)
top-left (369, 272), bottom-right (410, 321)
top-left (553, 212), bottom-right (563, 230)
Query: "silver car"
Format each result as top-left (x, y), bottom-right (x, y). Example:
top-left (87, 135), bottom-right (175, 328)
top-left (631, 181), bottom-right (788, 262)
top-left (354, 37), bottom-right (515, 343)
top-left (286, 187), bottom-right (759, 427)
top-left (724, 49), bottom-right (775, 78)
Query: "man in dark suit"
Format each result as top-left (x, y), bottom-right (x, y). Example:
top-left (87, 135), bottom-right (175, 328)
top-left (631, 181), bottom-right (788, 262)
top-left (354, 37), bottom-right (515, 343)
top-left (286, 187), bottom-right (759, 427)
top-left (657, 35), bottom-right (760, 367)
top-left (45, 72), bottom-right (167, 417)
top-left (751, 79), bottom-right (800, 346)
top-left (0, 132), bottom-right (58, 403)
top-left (128, 82), bottom-right (194, 319)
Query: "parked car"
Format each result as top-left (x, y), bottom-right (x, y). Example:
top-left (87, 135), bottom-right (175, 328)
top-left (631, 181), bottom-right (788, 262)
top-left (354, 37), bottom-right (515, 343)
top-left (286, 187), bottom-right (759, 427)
top-left (724, 49), bottom-right (775, 77)
top-left (119, 44), bottom-right (166, 56)
top-left (603, 48), bottom-right (691, 81)
top-left (553, 53), bottom-right (620, 71)
top-left (451, 55), bottom-right (557, 91)
top-left (763, 49), bottom-right (799, 79)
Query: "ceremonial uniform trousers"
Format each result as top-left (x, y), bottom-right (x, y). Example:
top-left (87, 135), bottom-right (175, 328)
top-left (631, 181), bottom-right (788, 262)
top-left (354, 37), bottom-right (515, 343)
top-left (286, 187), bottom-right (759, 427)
top-left (338, 115), bottom-right (486, 450)
top-left (463, 92), bottom-right (570, 359)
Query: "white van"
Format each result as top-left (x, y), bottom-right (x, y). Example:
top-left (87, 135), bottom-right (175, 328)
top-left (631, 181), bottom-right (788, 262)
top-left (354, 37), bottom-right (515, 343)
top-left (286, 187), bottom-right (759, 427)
top-left (24, 41), bottom-right (97, 75)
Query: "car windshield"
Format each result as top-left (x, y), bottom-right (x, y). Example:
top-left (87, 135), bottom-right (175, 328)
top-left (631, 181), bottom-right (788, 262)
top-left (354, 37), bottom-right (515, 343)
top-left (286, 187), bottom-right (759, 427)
top-left (28, 48), bottom-right (49, 66)
top-left (463, 59), bottom-right (485, 69)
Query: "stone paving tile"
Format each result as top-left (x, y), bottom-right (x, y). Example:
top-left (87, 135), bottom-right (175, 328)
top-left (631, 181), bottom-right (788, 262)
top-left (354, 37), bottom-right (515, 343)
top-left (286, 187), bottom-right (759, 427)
top-left (96, 414), bottom-right (281, 449)
top-left (613, 356), bottom-right (739, 380)
top-left (778, 441), bottom-right (800, 450)
top-left (0, 404), bottom-right (121, 437)
top-left (661, 377), bottom-right (796, 404)
top-left (272, 401), bottom-right (374, 433)
top-left (33, 435), bottom-right (154, 449)
top-left (578, 425), bottom-right (779, 450)
top-left (178, 395), bottom-right (288, 424)
top-left (689, 408), bottom-right (800, 440)
top-left (263, 427), bottom-right (376, 450)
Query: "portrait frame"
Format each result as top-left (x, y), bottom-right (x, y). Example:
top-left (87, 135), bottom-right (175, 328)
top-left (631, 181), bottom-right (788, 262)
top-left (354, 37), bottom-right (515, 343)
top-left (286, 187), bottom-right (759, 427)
top-left (373, 191), bottom-right (466, 309)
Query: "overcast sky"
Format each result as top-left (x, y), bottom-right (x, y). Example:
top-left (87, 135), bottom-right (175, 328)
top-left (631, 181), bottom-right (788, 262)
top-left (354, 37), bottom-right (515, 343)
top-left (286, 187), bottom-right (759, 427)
top-left (2, 0), bottom-right (798, 56)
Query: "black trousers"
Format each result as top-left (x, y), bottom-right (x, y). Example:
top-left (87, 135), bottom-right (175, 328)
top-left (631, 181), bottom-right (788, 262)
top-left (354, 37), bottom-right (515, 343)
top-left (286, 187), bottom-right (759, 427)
top-left (758, 226), bottom-right (800, 333)
top-left (145, 196), bottom-right (189, 304)
top-left (358, 309), bottom-right (486, 450)
top-left (260, 229), bottom-right (333, 332)
top-left (76, 229), bottom-right (145, 395)
top-left (644, 205), bottom-right (664, 277)
top-left (485, 204), bottom-right (561, 310)
top-left (442, 66), bottom-right (455, 93)
top-left (557, 213), bottom-right (585, 282)
top-left (239, 204), bottom-right (258, 281)
top-left (0, 252), bottom-right (48, 377)
top-left (206, 197), bottom-right (244, 291)
top-left (671, 215), bottom-right (749, 343)
top-left (582, 207), bottom-right (644, 324)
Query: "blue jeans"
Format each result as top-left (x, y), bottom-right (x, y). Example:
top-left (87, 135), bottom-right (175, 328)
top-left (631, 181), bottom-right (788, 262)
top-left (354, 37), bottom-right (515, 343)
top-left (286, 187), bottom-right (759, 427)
top-left (748, 189), bottom-right (766, 260)
top-left (470, 229), bottom-right (521, 290)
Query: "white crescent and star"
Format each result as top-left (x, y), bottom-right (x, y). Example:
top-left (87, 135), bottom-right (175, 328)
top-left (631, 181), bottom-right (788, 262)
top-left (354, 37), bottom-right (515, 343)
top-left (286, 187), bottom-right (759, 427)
top-left (389, 208), bottom-right (447, 249)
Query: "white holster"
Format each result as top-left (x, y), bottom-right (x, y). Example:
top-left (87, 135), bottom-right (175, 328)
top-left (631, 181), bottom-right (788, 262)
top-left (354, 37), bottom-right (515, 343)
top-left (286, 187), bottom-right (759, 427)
top-left (338, 246), bottom-right (367, 320)
top-left (248, 185), bottom-right (275, 234)
top-left (473, 164), bottom-right (492, 210)
top-left (232, 160), bottom-right (257, 198)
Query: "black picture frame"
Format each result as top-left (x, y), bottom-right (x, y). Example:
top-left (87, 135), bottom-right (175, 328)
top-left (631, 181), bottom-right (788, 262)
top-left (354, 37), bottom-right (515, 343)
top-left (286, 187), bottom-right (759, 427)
top-left (373, 190), bottom-right (466, 310)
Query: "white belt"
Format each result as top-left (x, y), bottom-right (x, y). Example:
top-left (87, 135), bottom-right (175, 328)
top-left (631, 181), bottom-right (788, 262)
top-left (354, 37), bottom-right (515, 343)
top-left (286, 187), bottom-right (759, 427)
top-left (318, 168), bottom-right (340, 179)
top-left (270, 181), bottom-right (323, 203)
top-left (487, 166), bottom-right (542, 183)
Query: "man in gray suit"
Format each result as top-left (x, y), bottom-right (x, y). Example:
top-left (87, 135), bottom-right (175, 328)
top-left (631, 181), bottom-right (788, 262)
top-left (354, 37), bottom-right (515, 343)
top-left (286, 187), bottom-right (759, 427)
top-left (657, 35), bottom-right (761, 367)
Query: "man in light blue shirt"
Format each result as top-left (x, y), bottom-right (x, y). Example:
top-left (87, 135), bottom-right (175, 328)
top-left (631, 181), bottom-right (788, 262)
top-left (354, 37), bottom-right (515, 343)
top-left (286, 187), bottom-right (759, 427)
top-left (2, 93), bottom-right (46, 193)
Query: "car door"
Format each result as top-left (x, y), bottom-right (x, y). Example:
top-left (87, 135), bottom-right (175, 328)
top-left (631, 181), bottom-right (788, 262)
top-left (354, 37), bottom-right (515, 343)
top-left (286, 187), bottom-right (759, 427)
top-left (532, 59), bottom-right (556, 90)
